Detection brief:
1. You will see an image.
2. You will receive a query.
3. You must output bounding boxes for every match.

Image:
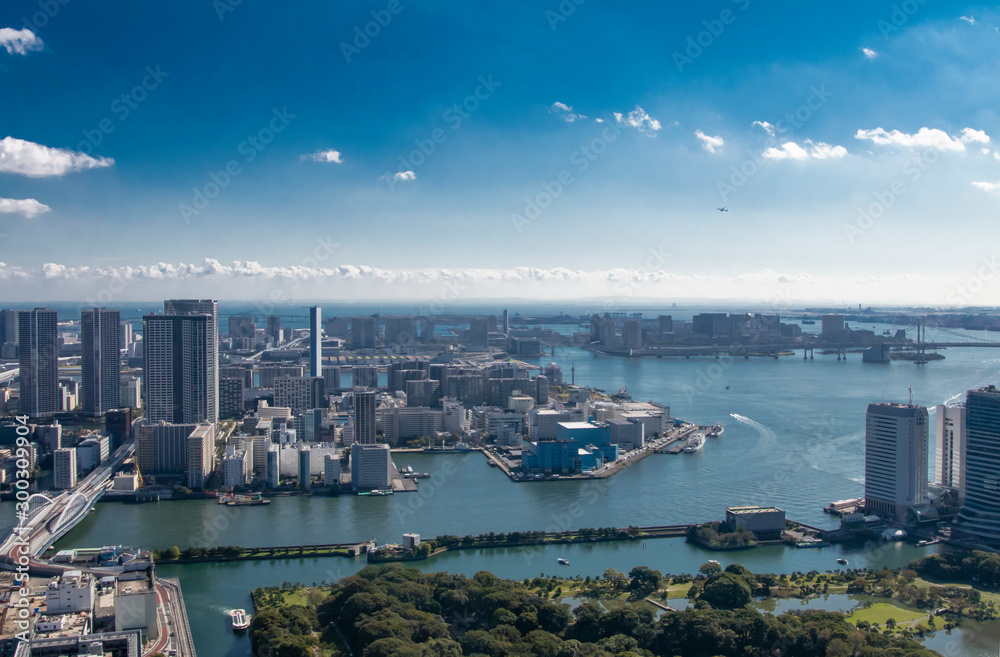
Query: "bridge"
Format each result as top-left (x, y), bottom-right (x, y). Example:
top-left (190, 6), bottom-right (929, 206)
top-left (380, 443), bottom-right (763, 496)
top-left (0, 440), bottom-right (134, 571)
top-left (593, 337), bottom-right (1000, 359)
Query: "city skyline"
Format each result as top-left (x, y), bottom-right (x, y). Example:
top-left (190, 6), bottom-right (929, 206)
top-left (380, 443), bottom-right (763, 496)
top-left (1, 3), bottom-right (1000, 304)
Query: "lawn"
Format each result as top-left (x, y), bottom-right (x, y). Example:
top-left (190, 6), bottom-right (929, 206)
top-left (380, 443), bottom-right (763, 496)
top-left (848, 602), bottom-right (925, 626)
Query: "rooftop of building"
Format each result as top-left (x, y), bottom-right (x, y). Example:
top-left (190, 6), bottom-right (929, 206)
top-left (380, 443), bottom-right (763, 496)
top-left (727, 505), bottom-right (785, 514)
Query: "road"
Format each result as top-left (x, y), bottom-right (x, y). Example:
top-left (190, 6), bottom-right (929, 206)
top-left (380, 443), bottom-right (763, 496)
top-left (147, 578), bottom-right (197, 657)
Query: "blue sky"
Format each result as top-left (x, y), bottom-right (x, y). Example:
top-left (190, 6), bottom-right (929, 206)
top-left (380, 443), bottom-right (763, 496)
top-left (1, 1), bottom-right (999, 305)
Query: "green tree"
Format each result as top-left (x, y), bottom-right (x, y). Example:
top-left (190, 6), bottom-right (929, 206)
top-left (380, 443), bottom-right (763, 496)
top-left (699, 572), bottom-right (752, 609)
top-left (699, 561), bottom-right (723, 577)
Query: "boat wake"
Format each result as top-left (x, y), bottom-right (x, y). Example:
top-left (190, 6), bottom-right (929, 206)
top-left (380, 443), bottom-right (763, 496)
top-left (729, 413), bottom-right (777, 452)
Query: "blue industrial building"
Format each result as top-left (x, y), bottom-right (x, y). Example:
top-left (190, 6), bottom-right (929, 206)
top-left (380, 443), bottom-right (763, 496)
top-left (521, 421), bottom-right (619, 474)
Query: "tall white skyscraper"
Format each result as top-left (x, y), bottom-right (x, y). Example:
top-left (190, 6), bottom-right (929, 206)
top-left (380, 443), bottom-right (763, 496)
top-left (864, 402), bottom-right (929, 521)
top-left (53, 448), bottom-right (77, 490)
top-left (957, 386), bottom-right (1000, 544)
top-left (19, 308), bottom-right (59, 417)
top-left (143, 313), bottom-right (216, 424)
top-left (934, 404), bottom-right (966, 497)
top-left (81, 308), bottom-right (121, 416)
top-left (354, 388), bottom-right (377, 445)
top-left (309, 306), bottom-right (322, 378)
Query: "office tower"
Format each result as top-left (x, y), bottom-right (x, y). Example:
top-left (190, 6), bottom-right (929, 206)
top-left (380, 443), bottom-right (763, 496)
top-left (266, 315), bottom-right (282, 345)
top-left (957, 386), bottom-right (1000, 543)
top-left (535, 375), bottom-right (549, 404)
top-left (470, 318), bottom-right (489, 346)
top-left (267, 444), bottom-right (280, 488)
top-left (351, 443), bottom-right (391, 490)
top-left (934, 404), bottom-right (966, 497)
top-left (623, 319), bottom-right (642, 348)
top-left (143, 313), bottom-right (216, 424)
top-left (163, 299), bottom-right (218, 421)
top-left (354, 388), bottom-right (377, 445)
top-left (351, 316), bottom-right (376, 349)
top-left (53, 448), bottom-right (77, 490)
top-left (119, 321), bottom-right (133, 350)
top-left (309, 306), bottom-right (322, 377)
top-left (274, 376), bottom-right (325, 414)
top-left (406, 379), bottom-right (440, 408)
top-left (228, 315), bottom-right (256, 340)
top-left (298, 446), bottom-right (311, 489)
top-left (187, 423), bottom-right (216, 489)
top-left (120, 376), bottom-right (141, 409)
top-left (0, 309), bottom-right (19, 350)
top-left (105, 408), bottom-right (132, 450)
top-left (257, 365), bottom-right (304, 388)
top-left (502, 309), bottom-right (509, 335)
top-left (19, 308), bottom-right (59, 417)
top-left (322, 366), bottom-right (341, 392)
top-left (658, 315), bottom-right (673, 337)
top-left (220, 377), bottom-right (245, 419)
top-left (864, 403), bottom-right (929, 521)
top-left (137, 422), bottom-right (196, 475)
top-left (384, 316), bottom-right (416, 348)
top-left (324, 453), bottom-right (340, 487)
top-left (353, 365), bottom-right (378, 389)
top-left (81, 308), bottom-right (121, 416)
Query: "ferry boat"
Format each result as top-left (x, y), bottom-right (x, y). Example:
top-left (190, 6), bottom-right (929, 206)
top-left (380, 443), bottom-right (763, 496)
top-left (836, 558), bottom-right (849, 565)
top-left (230, 609), bottom-right (250, 631)
top-left (557, 558), bottom-right (570, 565)
top-left (217, 492), bottom-right (270, 506)
top-left (682, 433), bottom-right (706, 453)
top-left (706, 422), bottom-right (724, 438)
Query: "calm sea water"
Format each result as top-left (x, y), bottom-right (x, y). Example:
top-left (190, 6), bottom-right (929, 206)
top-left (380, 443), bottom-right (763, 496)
top-left (4, 312), bottom-right (999, 656)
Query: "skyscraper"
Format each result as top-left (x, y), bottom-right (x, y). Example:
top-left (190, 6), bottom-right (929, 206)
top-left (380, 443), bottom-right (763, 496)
top-left (309, 306), bottom-right (322, 377)
top-left (354, 388), bottom-right (377, 445)
top-left (351, 316), bottom-right (376, 349)
top-left (956, 386), bottom-right (1000, 543)
top-left (81, 308), bottom-right (121, 417)
top-left (19, 308), bottom-right (59, 417)
top-left (266, 315), bottom-right (282, 345)
top-left (0, 309), bottom-right (20, 350)
top-left (143, 312), bottom-right (216, 424)
top-left (159, 300), bottom-right (219, 422)
top-left (864, 402), bottom-right (929, 521)
top-left (934, 404), bottom-right (966, 497)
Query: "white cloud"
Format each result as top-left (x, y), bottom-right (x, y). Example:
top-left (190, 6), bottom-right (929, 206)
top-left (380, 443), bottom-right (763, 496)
top-left (393, 171), bottom-right (416, 182)
top-left (0, 197), bottom-right (50, 218)
top-left (613, 106), bottom-right (662, 136)
top-left (982, 148), bottom-right (991, 155)
top-left (862, 47), bottom-right (878, 59)
top-left (550, 102), bottom-right (587, 123)
top-left (762, 139), bottom-right (846, 161)
top-left (972, 180), bottom-right (1000, 193)
top-left (0, 136), bottom-right (114, 177)
top-left (302, 149), bottom-right (343, 164)
top-left (806, 140), bottom-right (848, 159)
top-left (694, 129), bottom-right (724, 154)
top-left (752, 120), bottom-right (775, 136)
top-left (763, 142), bottom-right (809, 160)
top-left (0, 28), bottom-right (43, 56)
top-left (854, 126), bottom-right (991, 152)
top-left (960, 15), bottom-right (977, 25)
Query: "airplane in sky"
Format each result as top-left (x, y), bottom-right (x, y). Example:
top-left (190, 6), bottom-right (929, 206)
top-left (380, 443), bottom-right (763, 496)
top-left (717, 207), bottom-right (728, 212)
